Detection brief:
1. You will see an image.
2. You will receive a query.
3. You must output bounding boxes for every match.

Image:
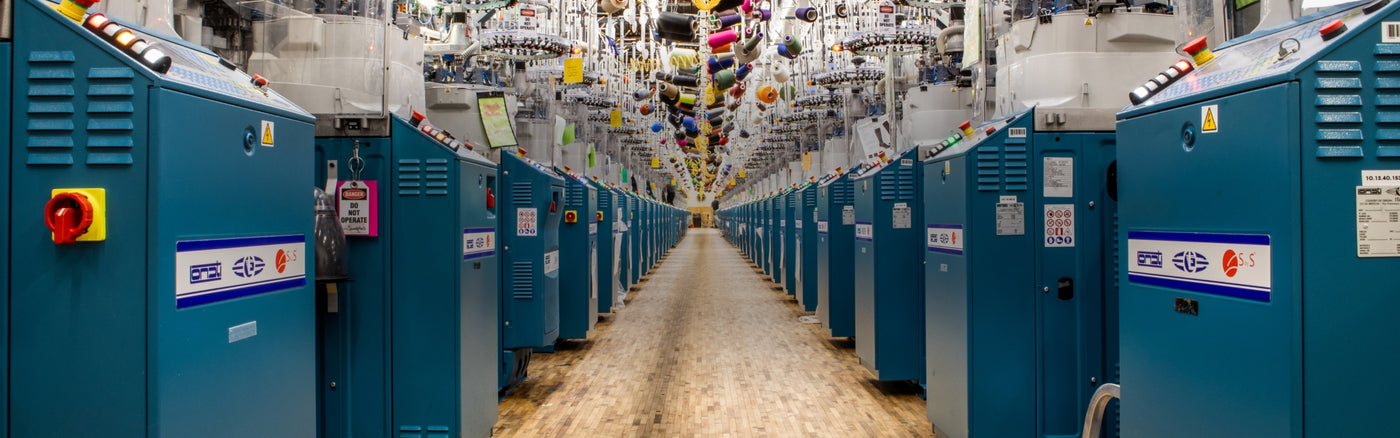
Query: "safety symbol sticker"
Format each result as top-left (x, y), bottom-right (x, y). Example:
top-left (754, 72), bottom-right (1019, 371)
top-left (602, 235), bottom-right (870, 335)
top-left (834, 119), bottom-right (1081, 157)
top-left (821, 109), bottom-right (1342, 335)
top-left (1044, 204), bottom-right (1075, 247)
top-left (260, 120), bottom-right (275, 147)
top-left (1201, 105), bottom-right (1218, 133)
top-left (517, 208), bottom-right (538, 236)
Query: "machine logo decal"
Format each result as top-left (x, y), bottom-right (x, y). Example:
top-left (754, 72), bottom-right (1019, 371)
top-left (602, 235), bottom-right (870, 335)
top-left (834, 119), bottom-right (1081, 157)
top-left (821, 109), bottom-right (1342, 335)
top-left (463, 227), bottom-right (496, 260)
top-left (175, 234), bottom-right (307, 308)
top-left (190, 262), bottom-right (222, 284)
top-left (1127, 231), bottom-right (1272, 302)
top-left (1136, 251), bottom-right (1163, 268)
top-left (927, 224), bottom-right (964, 255)
top-left (1172, 251), bottom-right (1210, 273)
top-left (855, 222), bottom-right (874, 241)
top-left (232, 256), bottom-right (266, 278)
top-left (817, 220), bottom-right (829, 234)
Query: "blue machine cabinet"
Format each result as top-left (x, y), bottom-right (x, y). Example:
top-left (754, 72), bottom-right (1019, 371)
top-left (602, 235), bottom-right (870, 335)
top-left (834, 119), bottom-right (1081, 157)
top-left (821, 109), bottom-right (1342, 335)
top-left (766, 195), bottom-right (779, 279)
top-left (1, 36), bottom-right (10, 438)
top-left (8, 4), bottom-right (315, 436)
top-left (628, 192), bottom-right (642, 286)
top-left (557, 170), bottom-right (598, 340)
top-left (923, 110), bottom-right (1118, 438)
top-left (1116, 3), bottom-right (1400, 436)
top-left (594, 181), bottom-right (618, 313)
top-left (798, 184), bottom-right (819, 312)
top-left (615, 188), bottom-right (631, 293)
top-left (783, 188), bottom-right (798, 295)
top-left (817, 169), bottom-right (858, 337)
top-left (498, 153), bottom-right (564, 390)
top-left (313, 115), bottom-right (499, 438)
top-left (852, 148), bottom-right (924, 381)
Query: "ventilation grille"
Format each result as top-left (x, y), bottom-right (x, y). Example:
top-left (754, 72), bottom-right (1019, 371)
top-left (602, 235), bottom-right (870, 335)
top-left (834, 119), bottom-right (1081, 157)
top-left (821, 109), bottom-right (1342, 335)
top-left (511, 181), bottom-right (533, 205)
top-left (976, 135), bottom-right (1029, 191)
top-left (804, 188), bottom-right (817, 207)
top-left (1315, 59), bottom-right (1365, 158)
top-left (25, 51), bottom-right (77, 166)
top-left (423, 158), bottom-right (449, 196)
top-left (565, 182), bottom-right (585, 208)
top-left (880, 163), bottom-right (916, 201)
top-left (84, 67), bottom-right (135, 166)
top-left (1373, 45), bottom-right (1400, 158)
top-left (511, 261), bottom-right (534, 300)
top-left (834, 179), bottom-right (854, 204)
top-left (396, 159), bottom-right (422, 196)
top-left (398, 425), bottom-right (450, 438)
top-left (598, 191), bottom-right (611, 209)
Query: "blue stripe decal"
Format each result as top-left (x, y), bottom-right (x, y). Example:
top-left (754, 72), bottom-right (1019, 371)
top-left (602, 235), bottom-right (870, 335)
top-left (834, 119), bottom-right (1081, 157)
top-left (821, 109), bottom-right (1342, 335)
top-left (1127, 231), bottom-right (1270, 245)
top-left (928, 247), bottom-right (964, 255)
top-left (176, 234), bottom-right (305, 251)
top-left (177, 277), bottom-right (306, 308)
top-left (464, 250), bottom-right (497, 260)
top-left (464, 227), bottom-right (495, 233)
top-left (1128, 274), bottom-right (1271, 302)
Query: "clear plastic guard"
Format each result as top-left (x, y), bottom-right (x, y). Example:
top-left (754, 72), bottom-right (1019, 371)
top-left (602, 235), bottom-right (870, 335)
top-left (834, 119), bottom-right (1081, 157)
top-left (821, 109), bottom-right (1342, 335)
top-left (236, 0), bottom-right (423, 118)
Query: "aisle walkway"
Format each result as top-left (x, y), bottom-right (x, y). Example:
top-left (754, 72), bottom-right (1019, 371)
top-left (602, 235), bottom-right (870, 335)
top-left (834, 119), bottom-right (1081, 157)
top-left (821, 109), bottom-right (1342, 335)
top-left (494, 229), bottom-right (933, 437)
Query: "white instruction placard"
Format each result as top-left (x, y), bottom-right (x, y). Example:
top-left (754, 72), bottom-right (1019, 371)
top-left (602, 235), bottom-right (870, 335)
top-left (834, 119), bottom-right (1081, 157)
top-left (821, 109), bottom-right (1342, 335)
top-left (893, 203), bottom-right (912, 229)
top-left (517, 208), bottom-right (538, 236)
top-left (543, 250), bottom-right (559, 274)
top-left (842, 205), bottom-right (856, 225)
top-left (1044, 204), bottom-right (1075, 247)
top-left (997, 201), bottom-right (1025, 236)
top-left (1044, 157), bottom-right (1074, 198)
top-left (1357, 186), bottom-right (1400, 257)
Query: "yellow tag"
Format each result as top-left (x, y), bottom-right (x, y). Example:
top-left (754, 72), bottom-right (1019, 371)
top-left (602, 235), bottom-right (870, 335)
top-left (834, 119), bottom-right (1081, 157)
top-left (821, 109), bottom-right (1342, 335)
top-left (802, 152), bottom-right (812, 170)
top-left (652, 158), bottom-right (661, 168)
top-left (739, 169), bottom-right (746, 178)
top-left (563, 58), bottom-right (583, 84)
top-left (610, 110), bottom-right (622, 127)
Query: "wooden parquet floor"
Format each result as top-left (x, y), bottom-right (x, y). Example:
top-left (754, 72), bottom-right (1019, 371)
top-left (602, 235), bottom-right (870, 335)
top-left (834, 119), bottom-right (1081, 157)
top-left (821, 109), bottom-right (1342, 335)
top-left (493, 229), bottom-right (934, 438)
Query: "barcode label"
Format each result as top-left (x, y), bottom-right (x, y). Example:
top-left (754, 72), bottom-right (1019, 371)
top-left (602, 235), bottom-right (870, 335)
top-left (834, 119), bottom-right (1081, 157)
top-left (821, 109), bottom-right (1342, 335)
top-left (1384, 22), bottom-right (1400, 43)
top-left (1008, 127), bottom-right (1028, 138)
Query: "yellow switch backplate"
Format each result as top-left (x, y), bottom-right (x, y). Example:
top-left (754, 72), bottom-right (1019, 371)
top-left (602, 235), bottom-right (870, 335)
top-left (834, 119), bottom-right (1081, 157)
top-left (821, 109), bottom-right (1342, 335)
top-left (51, 188), bottom-right (107, 242)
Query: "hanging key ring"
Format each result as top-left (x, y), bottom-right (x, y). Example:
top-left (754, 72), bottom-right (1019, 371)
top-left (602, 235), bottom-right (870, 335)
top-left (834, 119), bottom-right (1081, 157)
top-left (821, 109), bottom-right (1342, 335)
top-left (349, 140), bottom-right (366, 182)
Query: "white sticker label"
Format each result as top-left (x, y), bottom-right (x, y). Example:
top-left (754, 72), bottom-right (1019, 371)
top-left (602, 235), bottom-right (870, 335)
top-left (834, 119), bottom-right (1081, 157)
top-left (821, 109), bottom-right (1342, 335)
top-left (781, 219), bottom-right (786, 227)
top-left (901, 158), bottom-right (914, 167)
top-left (1044, 204), bottom-right (1075, 247)
top-left (517, 208), bottom-right (538, 236)
top-left (893, 203), bottom-right (912, 229)
top-left (796, 219), bottom-right (803, 230)
top-left (228, 321), bottom-right (258, 343)
top-left (996, 202), bottom-right (1025, 236)
top-left (1127, 231), bottom-right (1272, 302)
top-left (999, 195), bottom-right (1018, 203)
top-left (1383, 22), bottom-right (1400, 43)
top-left (260, 120), bottom-right (275, 147)
top-left (1363, 170), bottom-right (1400, 186)
top-left (1008, 127), bottom-right (1027, 138)
top-left (817, 220), bottom-right (830, 234)
top-left (175, 234), bottom-right (307, 309)
top-left (1357, 186), bottom-right (1400, 257)
top-left (544, 250), bottom-right (560, 274)
top-left (855, 222), bottom-right (874, 241)
top-left (842, 205), bottom-right (856, 225)
top-left (463, 227), bottom-right (496, 260)
top-left (927, 224), bottom-right (964, 255)
top-left (1043, 157), bottom-right (1074, 198)
top-left (589, 223), bottom-right (598, 236)
top-left (1201, 105), bottom-right (1219, 133)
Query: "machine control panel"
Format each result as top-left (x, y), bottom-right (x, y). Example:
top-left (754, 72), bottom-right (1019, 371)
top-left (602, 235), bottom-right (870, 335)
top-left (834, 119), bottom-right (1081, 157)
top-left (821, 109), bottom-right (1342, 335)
top-left (81, 13), bottom-right (305, 114)
top-left (1144, 4), bottom-right (1377, 104)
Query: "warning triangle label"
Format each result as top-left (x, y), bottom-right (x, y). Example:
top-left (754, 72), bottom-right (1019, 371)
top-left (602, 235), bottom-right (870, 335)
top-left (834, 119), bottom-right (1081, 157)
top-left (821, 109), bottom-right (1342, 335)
top-left (1201, 105), bottom-right (1218, 133)
top-left (261, 120), bottom-right (276, 147)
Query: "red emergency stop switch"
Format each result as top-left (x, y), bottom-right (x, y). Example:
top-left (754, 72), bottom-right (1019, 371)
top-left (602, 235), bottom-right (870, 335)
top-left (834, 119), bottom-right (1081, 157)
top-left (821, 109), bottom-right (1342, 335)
top-left (565, 210), bottom-right (578, 223)
top-left (45, 189), bottom-right (106, 244)
top-left (486, 187), bottom-right (495, 209)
